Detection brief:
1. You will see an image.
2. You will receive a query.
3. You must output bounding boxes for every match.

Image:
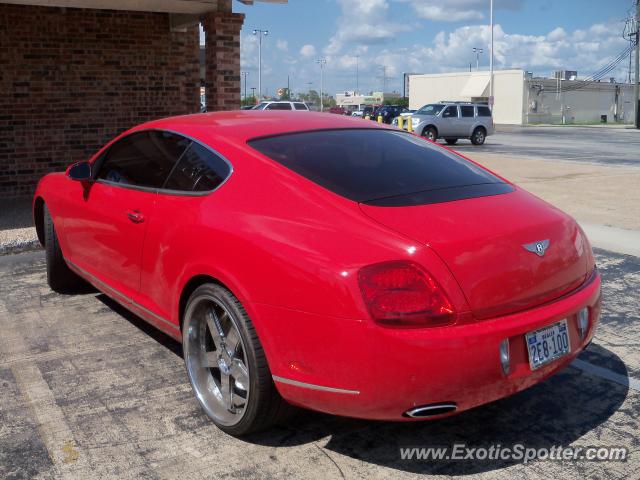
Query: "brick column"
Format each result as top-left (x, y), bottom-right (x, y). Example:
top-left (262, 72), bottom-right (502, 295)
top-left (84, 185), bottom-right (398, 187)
top-left (202, 11), bottom-right (244, 112)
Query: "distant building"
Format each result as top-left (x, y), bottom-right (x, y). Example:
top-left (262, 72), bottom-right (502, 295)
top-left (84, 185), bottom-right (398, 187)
top-left (336, 91), bottom-right (401, 112)
top-left (409, 70), bottom-right (634, 125)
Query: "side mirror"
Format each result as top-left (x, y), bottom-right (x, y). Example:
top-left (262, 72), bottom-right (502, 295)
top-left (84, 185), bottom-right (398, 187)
top-left (67, 161), bottom-right (92, 182)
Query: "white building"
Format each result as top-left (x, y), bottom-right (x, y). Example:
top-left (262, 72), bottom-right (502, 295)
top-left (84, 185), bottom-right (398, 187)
top-left (409, 70), bottom-right (635, 125)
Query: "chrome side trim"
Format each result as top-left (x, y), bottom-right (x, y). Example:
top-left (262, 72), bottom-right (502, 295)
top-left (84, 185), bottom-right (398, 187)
top-left (272, 375), bottom-right (360, 395)
top-left (66, 260), bottom-right (180, 333)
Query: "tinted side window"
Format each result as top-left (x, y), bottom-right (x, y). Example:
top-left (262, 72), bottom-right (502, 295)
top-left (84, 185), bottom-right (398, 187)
top-left (461, 106), bottom-right (475, 117)
top-left (249, 129), bottom-right (511, 206)
top-left (294, 103), bottom-right (308, 110)
top-left (442, 106), bottom-right (458, 118)
top-left (164, 142), bottom-right (231, 193)
top-left (97, 131), bottom-right (190, 188)
top-left (266, 103), bottom-right (292, 110)
top-left (477, 106), bottom-right (492, 117)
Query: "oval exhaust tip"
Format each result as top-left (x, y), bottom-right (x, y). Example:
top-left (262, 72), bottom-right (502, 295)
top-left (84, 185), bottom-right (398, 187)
top-left (404, 402), bottom-right (457, 418)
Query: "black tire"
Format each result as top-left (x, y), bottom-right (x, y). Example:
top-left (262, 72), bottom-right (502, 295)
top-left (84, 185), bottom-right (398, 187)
top-left (445, 139), bottom-right (458, 145)
top-left (182, 283), bottom-right (295, 436)
top-left (422, 126), bottom-right (438, 142)
top-left (43, 204), bottom-right (84, 292)
top-left (471, 127), bottom-right (487, 145)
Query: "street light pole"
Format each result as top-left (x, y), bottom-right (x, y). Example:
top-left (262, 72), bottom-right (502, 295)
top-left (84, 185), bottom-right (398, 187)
top-left (635, 0), bottom-right (640, 128)
top-left (253, 29), bottom-right (269, 101)
top-left (489, 0), bottom-right (495, 108)
top-left (241, 71), bottom-right (249, 101)
top-left (316, 58), bottom-right (327, 111)
top-left (355, 55), bottom-right (360, 93)
top-left (473, 47), bottom-right (483, 71)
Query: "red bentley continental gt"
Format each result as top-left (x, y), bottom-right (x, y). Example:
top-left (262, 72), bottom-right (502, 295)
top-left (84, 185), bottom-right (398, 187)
top-left (34, 111), bottom-right (601, 436)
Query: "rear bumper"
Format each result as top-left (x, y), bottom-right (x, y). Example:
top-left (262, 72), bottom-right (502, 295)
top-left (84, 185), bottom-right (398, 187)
top-left (252, 272), bottom-right (602, 421)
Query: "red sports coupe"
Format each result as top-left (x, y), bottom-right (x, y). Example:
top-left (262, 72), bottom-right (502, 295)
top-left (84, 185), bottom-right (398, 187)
top-left (33, 111), bottom-right (601, 436)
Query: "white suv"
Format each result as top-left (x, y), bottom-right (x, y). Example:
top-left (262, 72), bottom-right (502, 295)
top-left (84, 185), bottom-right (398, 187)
top-left (253, 101), bottom-right (310, 111)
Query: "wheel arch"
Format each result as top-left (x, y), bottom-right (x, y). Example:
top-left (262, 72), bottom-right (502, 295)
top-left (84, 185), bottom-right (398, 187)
top-left (178, 274), bottom-right (229, 330)
top-left (421, 124), bottom-right (438, 137)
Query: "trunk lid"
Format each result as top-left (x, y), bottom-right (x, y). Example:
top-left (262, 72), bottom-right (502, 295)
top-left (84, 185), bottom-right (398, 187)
top-left (360, 189), bottom-right (588, 319)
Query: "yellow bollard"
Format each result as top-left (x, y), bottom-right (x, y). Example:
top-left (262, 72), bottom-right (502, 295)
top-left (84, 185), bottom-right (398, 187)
top-left (407, 116), bottom-right (414, 133)
top-left (365, 115), bottom-right (370, 121)
top-left (377, 115), bottom-right (383, 124)
top-left (398, 116), bottom-right (404, 130)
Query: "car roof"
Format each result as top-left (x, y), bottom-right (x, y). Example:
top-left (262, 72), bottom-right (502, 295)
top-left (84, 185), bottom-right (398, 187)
top-left (136, 111), bottom-right (387, 144)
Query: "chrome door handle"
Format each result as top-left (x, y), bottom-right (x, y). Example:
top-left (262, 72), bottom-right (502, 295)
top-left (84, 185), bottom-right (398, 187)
top-left (127, 210), bottom-right (145, 223)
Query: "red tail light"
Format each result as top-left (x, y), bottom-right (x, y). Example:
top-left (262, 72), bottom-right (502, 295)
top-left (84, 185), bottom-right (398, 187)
top-left (358, 261), bottom-right (456, 328)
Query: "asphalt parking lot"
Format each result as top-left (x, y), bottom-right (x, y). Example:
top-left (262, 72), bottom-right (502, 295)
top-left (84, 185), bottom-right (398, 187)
top-left (0, 248), bottom-right (638, 480)
top-left (449, 125), bottom-right (640, 167)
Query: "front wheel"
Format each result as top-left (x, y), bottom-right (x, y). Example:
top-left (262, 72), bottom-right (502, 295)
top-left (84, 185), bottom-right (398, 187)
top-left (471, 127), bottom-right (487, 145)
top-left (422, 126), bottom-right (437, 142)
top-left (182, 284), bottom-right (295, 436)
top-left (43, 204), bottom-right (85, 292)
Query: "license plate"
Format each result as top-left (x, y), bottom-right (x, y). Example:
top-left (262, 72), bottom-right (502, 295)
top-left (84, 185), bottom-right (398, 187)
top-left (526, 320), bottom-right (570, 370)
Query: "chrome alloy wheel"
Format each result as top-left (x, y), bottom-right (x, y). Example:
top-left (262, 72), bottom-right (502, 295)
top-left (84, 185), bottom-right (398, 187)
top-left (183, 295), bottom-right (250, 426)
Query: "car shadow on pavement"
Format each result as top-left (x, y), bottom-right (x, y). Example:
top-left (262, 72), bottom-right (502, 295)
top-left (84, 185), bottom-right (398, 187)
top-left (244, 342), bottom-right (629, 475)
top-left (96, 293), bottom-right (628, 476)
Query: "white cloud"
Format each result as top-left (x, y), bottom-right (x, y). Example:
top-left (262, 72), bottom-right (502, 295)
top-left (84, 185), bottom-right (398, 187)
top-left (325, 0), bottom-right (410, 56)
top-left (300, 44), bottom-right (317, 58)
top-left (276, 39), bottom-right (289, 52)
top-left (370, 20), bottom-right (628, 82)
top-left (406, 0), bottom-right (523, 22)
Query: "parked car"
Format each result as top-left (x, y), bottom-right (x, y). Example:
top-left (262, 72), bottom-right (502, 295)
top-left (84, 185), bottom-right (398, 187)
top-left (361, 105), bottom-right (376, 118)
top-left (376, 105), bottom-right (410, 124)
top-left (328, 106), bottom-right (348, 115)
top-left (253, 101), bottom-right (310, 111)
top-left (240, 105), bottom-right (255, 110)
top-left (396, 102), bottom-right (494, 145)
top-left (34, 111), bottom-right (600, 436)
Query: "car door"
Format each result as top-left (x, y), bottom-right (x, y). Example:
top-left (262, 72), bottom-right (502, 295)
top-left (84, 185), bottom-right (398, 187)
top-left (62, 130), bottom-right (190, 300)
top-left (440, 105), bottom-right (461, 137)
top-left (459, 105), bottom-right (476, 137)
top-left (138, 139), bottom-right (233, 323)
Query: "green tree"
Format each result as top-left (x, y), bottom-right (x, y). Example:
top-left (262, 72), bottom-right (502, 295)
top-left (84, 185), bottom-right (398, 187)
top-left (384, 97), bottom-right (409, 107)
top-left (241, 96), bottom-right (257, 107)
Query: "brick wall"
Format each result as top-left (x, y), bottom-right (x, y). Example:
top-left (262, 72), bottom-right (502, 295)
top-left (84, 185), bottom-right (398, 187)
top-left (203, 11), bottom-right (244, 112)
top-left (0, 4), bottom-right (201, 198)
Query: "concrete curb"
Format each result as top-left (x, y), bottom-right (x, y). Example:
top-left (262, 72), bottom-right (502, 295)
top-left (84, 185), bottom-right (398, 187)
top-left (0, 239), bottom-right (42, 256)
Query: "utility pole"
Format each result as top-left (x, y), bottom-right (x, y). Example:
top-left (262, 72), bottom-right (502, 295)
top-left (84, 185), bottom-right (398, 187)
top-left (253, 29), bottom-right (269, 101)
top-left (355, 55), bottom-right (360, 93)
top-left (380, 65), bottom-right (388, 92)
top-left (316, 58), bottom-right (327, 111)
top-left (635, 0), bottom-right (640, 128)
top-left (489, 0), bottom-right (495, 108)
top-left (250, 87), bottom-right (256, 102)
top-left (241, 71), bottom-right (249, 101)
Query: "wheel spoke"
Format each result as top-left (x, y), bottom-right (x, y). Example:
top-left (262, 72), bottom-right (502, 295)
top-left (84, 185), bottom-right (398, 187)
top-left (224, 326), bottom-right (241, 359)
top-left (203, 351), bottom-right (217, 368)
top-left (230, 359), bottom-right (249, 391)
top-left (205, 309), bottom-right (224, 351)
top-left (220, 372), bottom-right (233, 410)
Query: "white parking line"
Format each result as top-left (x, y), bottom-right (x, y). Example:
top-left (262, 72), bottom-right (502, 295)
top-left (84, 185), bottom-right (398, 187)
top-left (571, 358), bottom-right (640, 392)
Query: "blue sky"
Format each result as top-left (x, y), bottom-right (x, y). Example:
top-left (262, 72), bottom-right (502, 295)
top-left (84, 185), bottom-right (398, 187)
top-left (221, 0), bottom-right (636, 98)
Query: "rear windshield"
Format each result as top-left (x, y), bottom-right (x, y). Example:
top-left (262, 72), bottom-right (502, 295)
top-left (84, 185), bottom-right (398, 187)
top-left (249, 129), bottom-right (513, 206)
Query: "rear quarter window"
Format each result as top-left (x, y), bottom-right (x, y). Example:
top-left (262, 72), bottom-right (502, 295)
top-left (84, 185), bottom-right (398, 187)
top-left (477, 106), bottom-right (492, 117)
top-left (249, 129), bottom-right (512, 206)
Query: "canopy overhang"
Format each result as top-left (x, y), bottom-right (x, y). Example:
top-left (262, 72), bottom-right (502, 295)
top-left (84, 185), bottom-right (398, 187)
top-left (1, 0), bottom-right (286, 14)
top-left (460, 74), bottom-right (490, 98)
